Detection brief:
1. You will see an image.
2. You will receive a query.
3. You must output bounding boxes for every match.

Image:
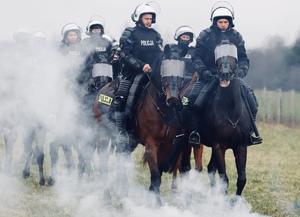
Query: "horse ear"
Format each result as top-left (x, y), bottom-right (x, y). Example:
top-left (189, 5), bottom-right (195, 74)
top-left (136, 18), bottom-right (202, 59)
top-left (180, 47), bottom-right (188, 58)
top-left (164, 44), bottom-right (171, 57)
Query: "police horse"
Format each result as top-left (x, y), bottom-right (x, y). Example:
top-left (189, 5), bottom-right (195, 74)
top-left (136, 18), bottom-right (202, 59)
top-left (93, 45), bottom-right (187, 206)
top-left (181, 40), bottom-right (253, 197)
top-left (49, 61), bottom-right (116, 186)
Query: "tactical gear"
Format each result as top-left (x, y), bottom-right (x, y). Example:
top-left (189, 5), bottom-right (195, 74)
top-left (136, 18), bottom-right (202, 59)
top-left (240, 80), bottom-right (262, 145)
top-left (237, 63), bottom-right (249, 78)
top-left (210, 1), bottom-right (235, 27)
top-left (85, 15), bottom-right (105, 35)
top-left (114, 79), bottom-right (132, 111)
top-left (114, 111), bottom-right (129, 152)
top-left (194, 78), bottom-right (219, 111)
top-left (189, 81), bottom-right (203, 102)
top-left (125, 73), bottom-right (149, 118)
top-left (174, 25), bottom-right (195, 42)
top-left (201, 70), bottom-right (214, 81)
top-left (131, 3), bottom-right (157, 24)
top-left (61, 23), bottom-right (82, 42)
top-left (120, 26), bottom-right (163, 77)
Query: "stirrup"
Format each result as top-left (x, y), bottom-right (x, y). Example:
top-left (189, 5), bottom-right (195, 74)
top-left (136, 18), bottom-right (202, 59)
top-left (188, 131), bottom-right (201, 148)
top-left (249, 135), bottom-right (263, 146)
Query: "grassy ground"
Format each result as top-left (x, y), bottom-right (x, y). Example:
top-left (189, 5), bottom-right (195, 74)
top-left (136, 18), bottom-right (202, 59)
top-left (132, 122), bottom-right (300, 217)
top-left (0, 122), bottom-right (299, 217)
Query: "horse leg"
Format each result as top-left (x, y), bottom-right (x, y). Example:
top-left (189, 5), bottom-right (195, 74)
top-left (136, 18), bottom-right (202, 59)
top-left (62, 142), bottom-right (75, 175)
top-left (116, 152), bottom-right (130, 199)
top-left (22, 130), bottom-right (34, 179)
top-left (194, 144), bottom-right (203, 172)
top-left (207, 150), bottom-right (217, 188)
top-left (145, 145), bottom-right (163, 207)
top-left (97, 136), bottom-right (111, 204)
top-left (49, 139), bottom-right (60, 186)
top-left (233, 145), bottom-right (247, 196)
top-left (35, 126), bottom-right (47, 186)
top-left (171, 154), bottom-right (183, 190)
top-left (213, 145), bottom-right (228, 194)
top-left (3, 129), bottom-right (18, 173)
top-left (81, 134), bottom-right (97, 178)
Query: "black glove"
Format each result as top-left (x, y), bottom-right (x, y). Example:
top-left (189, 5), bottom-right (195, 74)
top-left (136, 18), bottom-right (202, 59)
top-left (88, 83), bottom-right (96, 92)
top-left (109, 47), bottom-right (125, 65)
top-left (201, 70), bottom-right (214, 81)
top-left (236, 67), bottom-right (247, 78)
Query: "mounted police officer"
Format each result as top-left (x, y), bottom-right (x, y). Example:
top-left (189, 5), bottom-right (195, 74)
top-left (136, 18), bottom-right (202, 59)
top-left (172, 25), bottom-right (196, 87)
top-left (190, 1), bottom-right (262, 145)
top-left (81, 15), bottom-right (119, 93)
top-left (49, 23), bottom-right (86, 182)
top-left (114, 2), bottom-right (163, 148)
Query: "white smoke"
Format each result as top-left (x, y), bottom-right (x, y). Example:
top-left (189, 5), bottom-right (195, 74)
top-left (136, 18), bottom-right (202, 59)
top-left (0, 39), bottom-right (270, 217)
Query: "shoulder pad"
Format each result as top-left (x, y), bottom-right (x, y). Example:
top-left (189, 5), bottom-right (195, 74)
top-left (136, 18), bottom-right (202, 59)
top-left (196, 28), bottom-right (211, 43)
top-left (156, 32), bottom-right (163, 44)
top-left (231, 29), bottom-right (245, 47)
top-left (102, 34), bottom-right (114, 43)
top-left (120, 27), bottom-right (135, 45)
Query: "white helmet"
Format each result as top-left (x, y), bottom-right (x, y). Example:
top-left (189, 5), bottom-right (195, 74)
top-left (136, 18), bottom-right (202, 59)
top-left (61, 23), bottom-right (82, 37)
top-left (131, 2), bottom-right (157, 23)
top-left (210, 1), bottom-right (234, 25)
top-left (174, 25), bottom-right (195, 42)
top-left (33, 31), bottom-right (46, 39)
top-left (85, 15), bottom-right (105, 35)
top-left (13, 28), bottom-right (31, 41)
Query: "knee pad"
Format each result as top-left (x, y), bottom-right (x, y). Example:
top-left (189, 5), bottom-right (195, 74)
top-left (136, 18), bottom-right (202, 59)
top-left (114, 97), bottom-right (126, 112)
top-left (115, 79), bottom-right (132, 98)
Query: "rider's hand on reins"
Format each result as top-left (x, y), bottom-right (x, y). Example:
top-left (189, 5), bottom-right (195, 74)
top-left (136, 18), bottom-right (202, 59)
top-left (143, 64), bottom-right (152, 73)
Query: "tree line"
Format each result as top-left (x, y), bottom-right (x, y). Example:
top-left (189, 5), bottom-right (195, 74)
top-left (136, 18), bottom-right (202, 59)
top-left (245, 35), bottom-right (300, 92)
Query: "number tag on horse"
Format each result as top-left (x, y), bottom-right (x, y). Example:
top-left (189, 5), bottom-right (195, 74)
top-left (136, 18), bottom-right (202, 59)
top-left (98, 94), bottom-right (113, 106)
top-left (182, 96), bottom-right (189, 106)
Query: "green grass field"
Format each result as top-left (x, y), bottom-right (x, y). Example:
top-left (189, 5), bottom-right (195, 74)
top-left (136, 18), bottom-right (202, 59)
top-left (0, 122), bottom-right (299, 217)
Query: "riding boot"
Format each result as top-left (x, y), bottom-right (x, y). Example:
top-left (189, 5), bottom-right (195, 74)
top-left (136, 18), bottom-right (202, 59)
top-left (241, 81), bottom-right (263, 145)
top-left (249, 112), bottom-right (263, 145)
top-left (187, 110), bottom-right (201, 148)
top-left (115, 111), bottom-right (129, 152)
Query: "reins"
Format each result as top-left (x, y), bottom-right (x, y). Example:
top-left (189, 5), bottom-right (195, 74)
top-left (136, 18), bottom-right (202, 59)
top-left (216, 76), bottom-right (244, 129)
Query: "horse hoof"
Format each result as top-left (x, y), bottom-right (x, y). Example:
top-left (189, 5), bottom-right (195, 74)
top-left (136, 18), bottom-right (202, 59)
top-left (48, 177), bottom-right (55, 186)
top-left (22, 170), bottom-right (30, 179)
top-left (229, 195), bottom-right (241, 206)
top-left (39, 178), bottom-right (46, 186)
top-left (171, 181), bottom-right (178, 190)
top-left (155, 198), bottom-right (163, 208)
top-left (103, 190), bottom-right (112, 205)
top-left (195, 166), bottom-right (203, 172)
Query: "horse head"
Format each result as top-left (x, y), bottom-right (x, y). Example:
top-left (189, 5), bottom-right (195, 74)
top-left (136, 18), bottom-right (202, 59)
top-left (215, 40), bottom-right (238, 87)
top-left (160, 44), bottom-right (188, 107)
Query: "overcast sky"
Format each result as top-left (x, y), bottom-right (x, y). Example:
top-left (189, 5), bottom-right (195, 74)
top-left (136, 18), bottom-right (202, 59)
top-left (0, 0), bottom-right (299, 49)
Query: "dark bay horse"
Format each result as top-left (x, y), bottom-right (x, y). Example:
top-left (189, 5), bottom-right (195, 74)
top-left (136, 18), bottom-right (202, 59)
top-left (93, 45), bottom-right (187, 205)
top-left (180, 40), bottom-right (251, 197)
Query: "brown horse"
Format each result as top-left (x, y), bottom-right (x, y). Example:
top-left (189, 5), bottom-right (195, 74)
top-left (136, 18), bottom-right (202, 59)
top-left (180, 40), bottom-right (252, 198)
top-left (93, 45), bottom-right (187, 205)
top-left (171, 72), bottom-right (204, 190)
